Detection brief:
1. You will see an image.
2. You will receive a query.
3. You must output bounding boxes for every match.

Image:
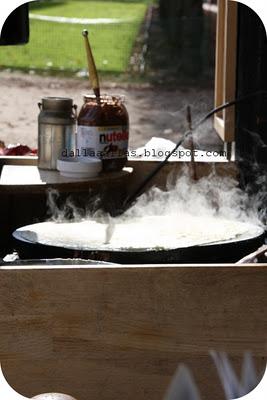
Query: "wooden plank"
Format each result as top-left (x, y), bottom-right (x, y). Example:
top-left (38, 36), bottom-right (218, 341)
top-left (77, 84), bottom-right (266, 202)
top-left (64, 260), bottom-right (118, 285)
top-left (214, 115), bottom-right (225, 140)
top-left (223, 0), bottom-right (238, 142)
top-left (0, 265), bottom-right (266, 400)
top-left (0, 166), bottom-right (133, 194)
top-left (214, 0), bottom-right (226, 118)
top-left (214, 0), bottom-right (238, 142)
top-left (0, 156), bottom-right (38, 166)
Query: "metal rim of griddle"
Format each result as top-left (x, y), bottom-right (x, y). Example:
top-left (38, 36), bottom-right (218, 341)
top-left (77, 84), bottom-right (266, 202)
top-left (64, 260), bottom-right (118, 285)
top-left (0, 257), bottom-right (115, 266)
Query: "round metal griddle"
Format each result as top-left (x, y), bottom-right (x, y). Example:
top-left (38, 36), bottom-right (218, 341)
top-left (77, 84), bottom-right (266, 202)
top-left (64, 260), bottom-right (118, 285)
top-left (13, 222), bottom-right (265, 264)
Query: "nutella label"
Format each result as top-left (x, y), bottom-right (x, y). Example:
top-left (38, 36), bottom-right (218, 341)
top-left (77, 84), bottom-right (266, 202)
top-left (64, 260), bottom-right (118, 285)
top-left (77, 125), bottom-right (129, 159)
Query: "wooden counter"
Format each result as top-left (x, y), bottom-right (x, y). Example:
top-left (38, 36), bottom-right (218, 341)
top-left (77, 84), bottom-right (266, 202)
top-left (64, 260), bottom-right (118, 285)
top-left (0, 165), bottom-right (133, 194)
top-left (0, 263), bottom-right (266, 400)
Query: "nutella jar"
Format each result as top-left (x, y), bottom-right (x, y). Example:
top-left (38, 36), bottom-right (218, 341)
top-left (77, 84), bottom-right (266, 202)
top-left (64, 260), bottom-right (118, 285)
top-left (77, 94), bottom-right (129, 171)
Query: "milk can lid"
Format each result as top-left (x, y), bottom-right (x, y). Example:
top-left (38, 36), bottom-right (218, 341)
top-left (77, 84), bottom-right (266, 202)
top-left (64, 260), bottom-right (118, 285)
top-left (41, 97), bottom-right (73, 112)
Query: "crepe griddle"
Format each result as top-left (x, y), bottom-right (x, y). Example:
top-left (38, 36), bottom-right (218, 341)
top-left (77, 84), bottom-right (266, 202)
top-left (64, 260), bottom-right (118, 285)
top-left (13, 221), bottom-right (265, 264)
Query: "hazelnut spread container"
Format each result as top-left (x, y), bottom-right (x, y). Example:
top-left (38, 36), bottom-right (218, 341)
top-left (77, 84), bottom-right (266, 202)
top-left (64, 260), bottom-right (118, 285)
top-left (77, 94), bottom-right (129, 171)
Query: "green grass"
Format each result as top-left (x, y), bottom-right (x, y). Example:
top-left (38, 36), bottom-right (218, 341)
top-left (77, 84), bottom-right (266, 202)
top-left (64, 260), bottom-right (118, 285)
top-left (0, 0), bottom-right (151, 74)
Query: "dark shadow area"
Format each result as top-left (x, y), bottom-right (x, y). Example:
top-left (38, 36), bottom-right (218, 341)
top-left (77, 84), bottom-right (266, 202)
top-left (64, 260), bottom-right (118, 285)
top-left (145, 2), bottom-right (216, 85)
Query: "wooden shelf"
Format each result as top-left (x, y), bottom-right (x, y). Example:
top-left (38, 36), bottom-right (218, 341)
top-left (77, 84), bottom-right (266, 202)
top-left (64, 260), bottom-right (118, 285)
top-left (0, 165), bottom-right (133, 193)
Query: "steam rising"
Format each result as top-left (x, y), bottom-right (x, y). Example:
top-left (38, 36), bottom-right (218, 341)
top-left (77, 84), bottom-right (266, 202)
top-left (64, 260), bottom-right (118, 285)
top-left (123, 170), bottom-right (253, 221)
top-left (122, 168), bottom-right (265, 236)
top-left (46, 168), bottom-right (264, 232)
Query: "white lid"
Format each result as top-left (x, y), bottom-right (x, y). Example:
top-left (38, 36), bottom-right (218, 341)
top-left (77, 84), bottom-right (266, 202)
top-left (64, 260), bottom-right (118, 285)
top-left (57, 157), bottom-right (102, 178)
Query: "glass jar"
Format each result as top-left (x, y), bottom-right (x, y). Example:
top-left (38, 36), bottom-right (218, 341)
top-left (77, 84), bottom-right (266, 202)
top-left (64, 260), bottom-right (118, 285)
top-left (77, 94), bottom-right (129, 172)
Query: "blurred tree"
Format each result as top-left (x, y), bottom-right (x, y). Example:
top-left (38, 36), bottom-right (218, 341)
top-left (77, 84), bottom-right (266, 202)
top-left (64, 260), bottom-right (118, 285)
top-left (159, 0), bottom-right (204, 76)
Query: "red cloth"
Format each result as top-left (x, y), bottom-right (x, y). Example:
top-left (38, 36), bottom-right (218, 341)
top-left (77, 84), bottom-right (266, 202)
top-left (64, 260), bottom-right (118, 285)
top-left (0, 143), bottom-right (37, 156)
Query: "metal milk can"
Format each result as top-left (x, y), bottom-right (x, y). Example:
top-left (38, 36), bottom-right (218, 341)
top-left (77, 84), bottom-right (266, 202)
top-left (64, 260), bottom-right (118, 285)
top-left (38, 97), bottom-right (77, 170)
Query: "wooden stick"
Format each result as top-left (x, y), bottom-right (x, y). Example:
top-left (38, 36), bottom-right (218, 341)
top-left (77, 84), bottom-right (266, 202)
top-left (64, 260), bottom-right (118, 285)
top-left (186, 106), bottom-right (197, 181)
top-left (82, 29), bottom-right (100, 98)
top-left (236, 244), bottom-right (267, 264)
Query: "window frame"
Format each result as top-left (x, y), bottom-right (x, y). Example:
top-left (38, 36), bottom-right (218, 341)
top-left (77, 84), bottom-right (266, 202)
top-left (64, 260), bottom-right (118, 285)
top-left (214, 0), bottom-right (238, 143)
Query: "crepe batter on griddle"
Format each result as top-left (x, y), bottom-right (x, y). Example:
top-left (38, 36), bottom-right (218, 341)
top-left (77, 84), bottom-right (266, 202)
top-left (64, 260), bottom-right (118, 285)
top-left (16, 214), bottom-right (262, 251)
